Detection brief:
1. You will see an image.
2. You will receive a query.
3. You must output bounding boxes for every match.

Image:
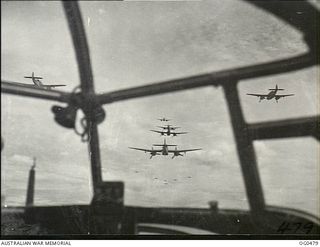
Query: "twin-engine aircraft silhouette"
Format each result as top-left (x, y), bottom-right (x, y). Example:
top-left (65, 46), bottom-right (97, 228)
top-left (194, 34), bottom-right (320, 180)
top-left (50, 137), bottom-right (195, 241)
top-left (157, 125), bottom-right (180, 130)
top-left (129, 139), bottom-right (201, 159)
top-left (158, 117), bottom-right (171, 122)
top-left (247, 85), bottom-right (294, 102)
top-left (24, 72), bottom-right (66, 90)
top-left (150, 125), bottom-right (187, 137)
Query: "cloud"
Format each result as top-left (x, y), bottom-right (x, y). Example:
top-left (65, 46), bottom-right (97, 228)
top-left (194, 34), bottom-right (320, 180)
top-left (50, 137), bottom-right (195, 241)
top-left (9, 154), bottom-right (33, 164)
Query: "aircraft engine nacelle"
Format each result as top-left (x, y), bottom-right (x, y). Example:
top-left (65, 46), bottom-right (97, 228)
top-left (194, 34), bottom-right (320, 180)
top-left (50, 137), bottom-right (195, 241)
top-left (259, 96), bottom-right (265, 102)
top-left (172, 151), bottom-right (183, 159)
top-left (150, 152), bottom-right (158, 159)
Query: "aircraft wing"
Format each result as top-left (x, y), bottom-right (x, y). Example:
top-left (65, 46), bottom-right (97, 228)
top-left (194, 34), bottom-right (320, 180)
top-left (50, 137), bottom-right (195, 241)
top-left (129, 147), bottom-right (161, 153)
top-left (44, 84), bottom-right (66, 88)
top-left (276, 94), bottom-right (295, 98)
top-left (168, 148), bottom-right (201, 153)
top-left (1, 81), bottom-right (66, 89)
top-left (246, 93), bottom-right (268, 97)
top-left (172, 132), bottom-right (188, 135)
top-left (2, 81), bottom-right (37, 88)
top-left (157, 126), bottom-right (180, 130)
top-left (150, 130), bottom-right (164, 134)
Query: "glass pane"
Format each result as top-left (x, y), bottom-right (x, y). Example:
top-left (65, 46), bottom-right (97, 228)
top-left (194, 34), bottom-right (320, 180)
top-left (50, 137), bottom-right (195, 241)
top-left (1, 1), bottom-right (79, 91)
top-left (99, 87), bottom-right (249, 209)
top-left (239, 67), bottom-right (319, 122)
top-left (79, 0), bottom-right (307, 93)
top-left (1, 95), bottom-right (92, 206)
top-left (255, 138), bottom-right (319, 217)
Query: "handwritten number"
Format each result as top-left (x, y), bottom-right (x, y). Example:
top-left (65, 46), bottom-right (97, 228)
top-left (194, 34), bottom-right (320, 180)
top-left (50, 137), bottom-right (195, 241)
top-left (277, 221), bottom-right (314, 234)
top-left (277, 221), bottom-right (291, 233)
top-left (303, 223), bottom-right (313, 234)
top-left (292, 222), bottom-right (302, 233)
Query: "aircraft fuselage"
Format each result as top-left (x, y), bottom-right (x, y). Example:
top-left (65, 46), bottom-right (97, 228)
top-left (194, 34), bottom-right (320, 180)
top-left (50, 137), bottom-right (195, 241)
top-left (161, 145), bottom-right (169, 155)
top-left (266, 90), bottom-right (277, 100)
top-left (161, 125), bottom-right (178, 136)
top-left (33, 79), bottom-right (53, 90)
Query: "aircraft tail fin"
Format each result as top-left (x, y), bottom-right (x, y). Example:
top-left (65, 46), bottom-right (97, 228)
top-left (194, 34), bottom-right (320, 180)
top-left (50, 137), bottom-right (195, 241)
top-left (153, 138), bottom-right (177, 146)
top-left (153, 144), bottom-right (177, 146)
top-left (24, 72), bottom-right (43, 80)
top-left (269, 84), bottom-right (284, 91)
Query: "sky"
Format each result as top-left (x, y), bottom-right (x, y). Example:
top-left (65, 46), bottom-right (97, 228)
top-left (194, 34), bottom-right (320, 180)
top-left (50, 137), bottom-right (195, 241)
top-left (1, 1), bottom-right (319, 217)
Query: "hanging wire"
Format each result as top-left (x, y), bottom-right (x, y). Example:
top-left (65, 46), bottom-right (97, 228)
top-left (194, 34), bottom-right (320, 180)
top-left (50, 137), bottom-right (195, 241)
top-left (71, 86), bottom-right (90, 142)
top-left (74, 113), bottom-right (89, 142)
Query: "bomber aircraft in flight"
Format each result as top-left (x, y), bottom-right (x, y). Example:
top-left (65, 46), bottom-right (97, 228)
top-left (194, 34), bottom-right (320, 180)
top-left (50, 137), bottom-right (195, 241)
top-left (2, 73), bottom-right (66, 91)
top-left (23, 72), bottom-right (66, 90)
top-left (129, 139), bottom-right (176, 159)
top-left (129, 139), bottom-right (201, 159)
top-left (246, 85), bottom-right (294, 102)
top-left (157, 125), bottom-right (180, 130)
top-left (150, 125), bottom-right (187, 137)
top-left (158, 117), bottom-right (171, 122)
